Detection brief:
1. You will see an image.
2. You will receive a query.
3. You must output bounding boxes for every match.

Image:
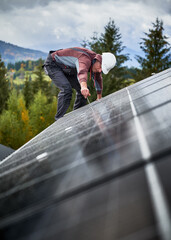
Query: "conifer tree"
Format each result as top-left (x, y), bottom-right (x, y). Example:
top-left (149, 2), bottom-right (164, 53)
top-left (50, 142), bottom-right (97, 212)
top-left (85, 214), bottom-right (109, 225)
top-left (28, 60), bottom-right (33, 71)
top-left (23, 74), bottom-right (34, 108)
top-left (32, 59), bottom-right (53, 103)
top-left (0, 55), bottom-right (9, 113)
top-left (136, 18), bottom-right (171, 79)
top-left (18, 63), bottom-right (25, 79)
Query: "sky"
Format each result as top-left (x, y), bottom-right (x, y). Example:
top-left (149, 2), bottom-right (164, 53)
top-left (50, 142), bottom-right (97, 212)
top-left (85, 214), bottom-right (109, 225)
top-left (0, 0), bottom-right (171, 67)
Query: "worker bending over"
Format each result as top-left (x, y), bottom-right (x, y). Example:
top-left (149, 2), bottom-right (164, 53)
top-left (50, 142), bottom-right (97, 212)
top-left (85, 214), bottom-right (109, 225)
top-left (44, 47), bottom-right (116, 121)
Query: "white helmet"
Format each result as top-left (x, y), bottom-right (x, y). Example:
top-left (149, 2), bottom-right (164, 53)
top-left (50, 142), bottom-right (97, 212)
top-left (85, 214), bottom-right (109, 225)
top-left (102, 52), bottom-right (116, 74)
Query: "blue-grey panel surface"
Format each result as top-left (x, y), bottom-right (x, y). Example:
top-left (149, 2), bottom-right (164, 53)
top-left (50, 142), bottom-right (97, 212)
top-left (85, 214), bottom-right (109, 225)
top-left (0, 68), bottom-right (171, 240)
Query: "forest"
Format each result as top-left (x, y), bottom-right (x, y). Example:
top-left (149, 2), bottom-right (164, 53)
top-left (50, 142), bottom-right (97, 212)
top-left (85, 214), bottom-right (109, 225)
top-left (0, 18), bottom-right (170, 150)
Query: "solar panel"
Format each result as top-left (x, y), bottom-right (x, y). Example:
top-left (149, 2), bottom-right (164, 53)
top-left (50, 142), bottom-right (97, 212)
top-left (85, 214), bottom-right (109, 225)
top-left (0, 68), bottom-right (171, 240)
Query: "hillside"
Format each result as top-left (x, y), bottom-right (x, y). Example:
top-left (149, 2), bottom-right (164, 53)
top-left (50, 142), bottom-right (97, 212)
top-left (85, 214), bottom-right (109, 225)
top-left (0, 40), bottom-right (47, 65)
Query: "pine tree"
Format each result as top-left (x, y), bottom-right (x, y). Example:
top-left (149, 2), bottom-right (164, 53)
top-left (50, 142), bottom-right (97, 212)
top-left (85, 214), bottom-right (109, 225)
top-left (32, 59), bottom-right (53, 103)
top-left (136, 18), bottom-right (171, 79)
top-left (28, 60), bottom-right (33, 71)
top-left (84, 19), bottom-right (129, 98)
top-left (0, 55), bottom-right (9, 114)
top-left (23, 74), bottom-right (34, 108)
top-left (18, 63), bottom-right (25, 79)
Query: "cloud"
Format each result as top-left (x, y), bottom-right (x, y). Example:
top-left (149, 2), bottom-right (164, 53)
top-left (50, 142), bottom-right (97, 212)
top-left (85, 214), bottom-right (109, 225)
top-left (0, 0), bottom-right (170, 67)
top-left (121, 0), bottom-right (171, 13)
top-left (1, 0), bottom-right (171, 13)
top-left (0, 0), bottom-right (49, 11)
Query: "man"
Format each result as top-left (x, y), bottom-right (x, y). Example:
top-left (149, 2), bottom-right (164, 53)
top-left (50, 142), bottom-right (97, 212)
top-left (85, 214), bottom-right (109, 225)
top-left (44, 47), bottom-right (116, 121)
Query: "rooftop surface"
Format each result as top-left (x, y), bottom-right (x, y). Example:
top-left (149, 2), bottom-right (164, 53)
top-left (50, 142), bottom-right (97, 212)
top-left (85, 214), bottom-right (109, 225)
top-left (0, 144), bottom-right (14, 161)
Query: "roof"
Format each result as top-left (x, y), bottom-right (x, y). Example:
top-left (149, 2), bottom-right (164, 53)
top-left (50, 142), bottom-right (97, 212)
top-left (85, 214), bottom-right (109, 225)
top-left (0, 68), bottom-right (171, 240)
top-left (0, 144), bottom-right (14, 161)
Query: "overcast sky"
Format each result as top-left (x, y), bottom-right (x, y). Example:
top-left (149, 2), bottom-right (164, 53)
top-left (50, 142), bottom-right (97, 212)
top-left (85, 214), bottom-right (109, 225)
top-left (0, 0), bottom-right (171, 67)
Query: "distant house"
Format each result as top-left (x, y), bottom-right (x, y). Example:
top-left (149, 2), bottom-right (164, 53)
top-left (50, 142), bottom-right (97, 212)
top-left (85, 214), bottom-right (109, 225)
top-left (0, 144), bottom-right (14, 161)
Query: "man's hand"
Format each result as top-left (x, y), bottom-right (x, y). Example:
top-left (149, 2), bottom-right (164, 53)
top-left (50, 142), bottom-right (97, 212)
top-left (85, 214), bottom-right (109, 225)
top-left (81, 87), bottom-right (91, 98)
top-left (80, 82), bottom-right (91, 99)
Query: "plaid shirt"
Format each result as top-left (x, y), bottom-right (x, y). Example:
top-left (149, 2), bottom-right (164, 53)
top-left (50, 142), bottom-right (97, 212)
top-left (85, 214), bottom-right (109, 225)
top-left (51, 47), bottom-right (103, 94)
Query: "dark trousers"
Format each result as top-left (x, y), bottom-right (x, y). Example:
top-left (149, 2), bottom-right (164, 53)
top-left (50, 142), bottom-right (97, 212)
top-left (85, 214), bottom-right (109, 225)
top-left (44, 56), bottom-right (87, 120)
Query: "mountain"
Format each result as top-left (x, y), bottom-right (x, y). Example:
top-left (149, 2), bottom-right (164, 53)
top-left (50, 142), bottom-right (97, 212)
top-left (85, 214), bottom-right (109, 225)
top-left (0, 40), bottom-right (47, 65)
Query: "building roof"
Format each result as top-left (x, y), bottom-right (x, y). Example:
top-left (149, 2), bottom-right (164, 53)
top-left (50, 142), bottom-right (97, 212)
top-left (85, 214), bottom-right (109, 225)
top-left (0, 68), bottom-right (171, 240)
top-left (0, 144), bottom-right (14, 161)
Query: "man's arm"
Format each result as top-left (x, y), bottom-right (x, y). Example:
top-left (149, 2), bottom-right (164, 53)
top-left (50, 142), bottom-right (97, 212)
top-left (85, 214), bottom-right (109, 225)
top-left (94, 72), bottom-right (103, 100)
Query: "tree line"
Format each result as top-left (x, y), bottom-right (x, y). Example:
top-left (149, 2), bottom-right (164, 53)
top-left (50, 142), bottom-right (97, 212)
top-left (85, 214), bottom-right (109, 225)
top-left (7, 59), bottom-right (41, 71)
top-left (0, 17), bottom-right (170, 150)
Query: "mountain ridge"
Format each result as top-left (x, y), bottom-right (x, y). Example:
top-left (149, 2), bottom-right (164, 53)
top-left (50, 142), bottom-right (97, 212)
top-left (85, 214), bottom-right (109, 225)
top-left (0, 40), bottom-right (47, 65)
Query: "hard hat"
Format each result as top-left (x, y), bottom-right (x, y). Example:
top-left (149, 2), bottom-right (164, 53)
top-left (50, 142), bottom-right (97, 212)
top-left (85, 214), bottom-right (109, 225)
top-left (102, 52), bottom-right (116, 74)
